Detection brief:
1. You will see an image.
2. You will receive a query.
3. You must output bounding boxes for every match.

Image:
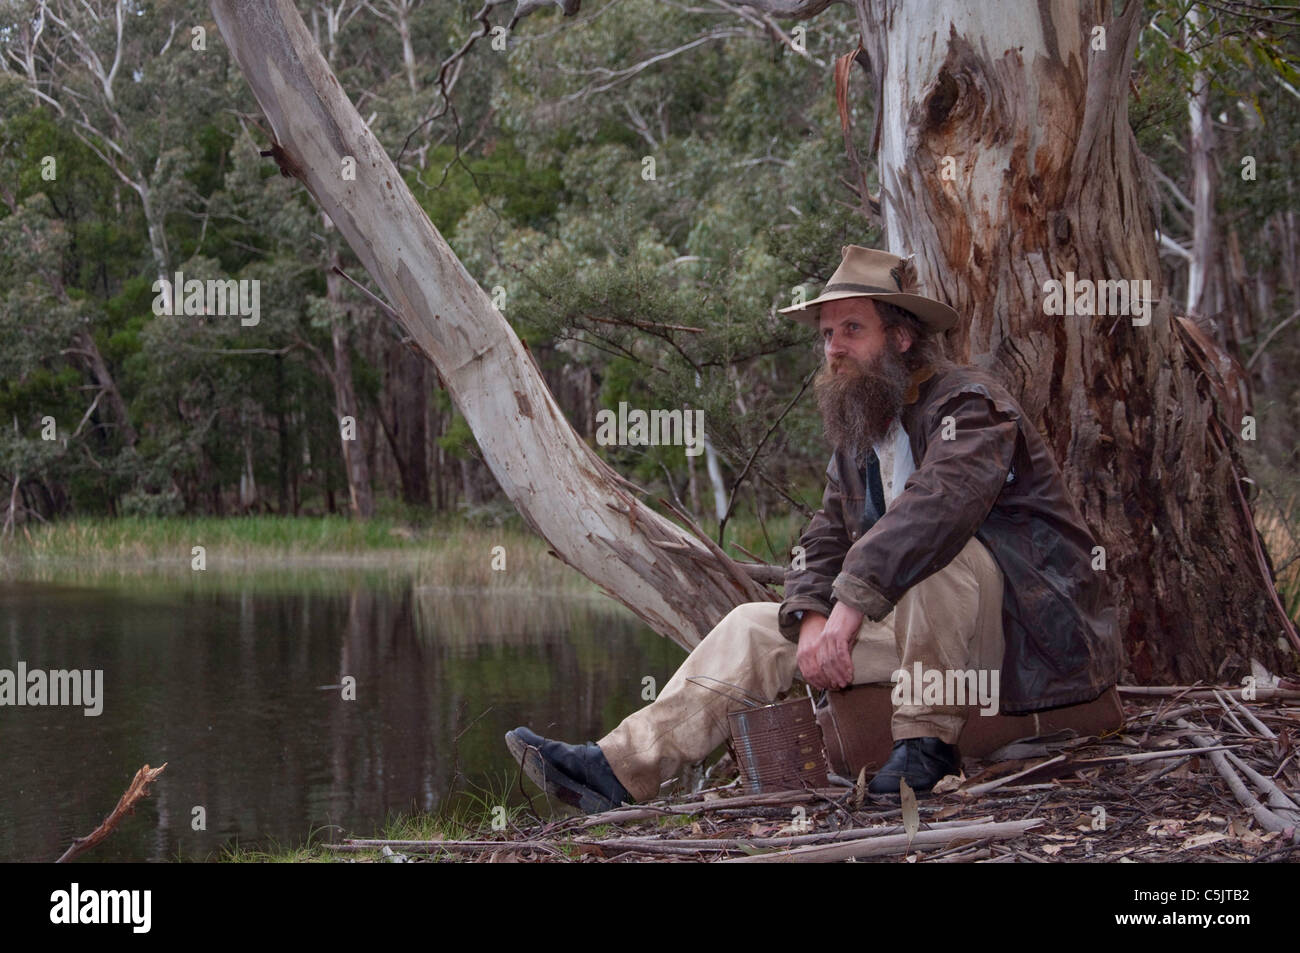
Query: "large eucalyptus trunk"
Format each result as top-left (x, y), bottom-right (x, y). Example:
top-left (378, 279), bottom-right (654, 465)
top-left (850, 0), bottom-right (1293, 679)
top-left (210, 0), bottom-right (775, 652)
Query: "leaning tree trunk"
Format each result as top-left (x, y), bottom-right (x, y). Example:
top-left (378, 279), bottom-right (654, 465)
top-left (210, 0), bottom-right (776, 652)
top-left (846, 0), bottom-right (1294, 679)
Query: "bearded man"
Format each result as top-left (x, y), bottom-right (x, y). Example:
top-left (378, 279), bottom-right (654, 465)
top-left (506, 245), bottom-right (1121, 812)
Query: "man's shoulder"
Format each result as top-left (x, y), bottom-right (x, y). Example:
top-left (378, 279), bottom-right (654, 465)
top-left (920, 363), bottom-right (1025, 422)
top-left (926, 362), bottom-right (1007, 397)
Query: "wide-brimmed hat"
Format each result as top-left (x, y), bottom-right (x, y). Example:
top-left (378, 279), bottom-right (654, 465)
top-left (779, 245), bottom-right (959, 332)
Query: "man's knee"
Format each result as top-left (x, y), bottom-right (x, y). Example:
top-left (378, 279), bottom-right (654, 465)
top-left (952, 536), bottom-right (1000, 588)
top-left (907, 536), bottom-right (999, 605)
top-left (693, 601), bottom-right (787, 658)
top-left (732, 600), bottom-right (781, 621)
top-left (711, 600), bottom-right (780, 635)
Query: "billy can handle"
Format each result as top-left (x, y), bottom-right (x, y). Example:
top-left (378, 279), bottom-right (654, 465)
top-left (686, 675), bottom-right (768, 709)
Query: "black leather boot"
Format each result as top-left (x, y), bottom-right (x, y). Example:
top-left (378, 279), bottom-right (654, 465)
top-left (505, 726), bottom-right (635, 814)
top-left (867, 737), bottom-right (961, 795)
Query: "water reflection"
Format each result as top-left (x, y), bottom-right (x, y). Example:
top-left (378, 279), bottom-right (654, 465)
top-left (0, 576), bottom-right (686, 861)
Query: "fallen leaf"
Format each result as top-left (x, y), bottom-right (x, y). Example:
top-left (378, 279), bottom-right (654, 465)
top-left (1228, 817), bottom-right (1259, 843)
top-left (1182, 832), bottom-right (1228, 849)
top-left (1042, 844), bottom-right (1062, 856)
top-left (775, 821), bottom-right (814, 836)
top-left (900, 778), bottom-right (919, 848)
top-left (852, 766), bottom-right (868, 807)
top-left (1147, 819), bottom-right (1184, 837)
top-left (931, 772), bottom-right (965, 794)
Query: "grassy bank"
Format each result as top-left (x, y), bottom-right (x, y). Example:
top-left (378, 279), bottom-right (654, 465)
top-left (218, 779), bottom-right (533, 863)
top-left (0, 515), bottom-right (589, 593)
top-left (0, 509), bottom-right (805, 594)
top-left (6, 513), bottom-right (431, 560)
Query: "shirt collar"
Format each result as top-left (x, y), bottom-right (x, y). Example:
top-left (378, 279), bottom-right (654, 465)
top-left (903, 364), bottom-right (937, 405)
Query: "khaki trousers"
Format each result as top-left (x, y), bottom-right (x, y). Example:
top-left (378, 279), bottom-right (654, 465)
top-left (599, 536), bottom-right (1005, 801)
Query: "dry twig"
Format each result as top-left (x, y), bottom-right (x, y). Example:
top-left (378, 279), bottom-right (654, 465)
top-left (55, 763), bottom-right (168, 863)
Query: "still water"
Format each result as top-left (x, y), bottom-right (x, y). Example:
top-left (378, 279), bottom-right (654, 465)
top-left (0, 572), bottom-right (686, 861)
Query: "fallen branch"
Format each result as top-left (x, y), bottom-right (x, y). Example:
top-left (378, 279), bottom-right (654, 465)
top-left (1119, 686), bottom-right (1300, 702)
top-left (962, 756), bottom-right (1067, 796)
top-left (56, 763), bottom-right (167, 863)
top-left (577, 787), bottom-right (847, 827)
top-left (1175, 719), bottom-right (1299, 843)
top-left (1084, 744), bottom-right (1240, 765)
top-left (1221, 751), bottom-right (1300, 819)
top-left (575, 815), bottom-right (999, 853)
top-left (952, 746), bottom-right (1216, 796)
top-left (331, 839), bottom-right (543, 854)
top-left (927, 837), bottom-right (993, 862)
top-left (721, 818), bottom-right (1044, 863)
top-left (1224, 693), bottom-right (1278, 740)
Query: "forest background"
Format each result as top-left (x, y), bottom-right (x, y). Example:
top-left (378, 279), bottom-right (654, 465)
top-left (0, 0), bottom-right (1296, 624)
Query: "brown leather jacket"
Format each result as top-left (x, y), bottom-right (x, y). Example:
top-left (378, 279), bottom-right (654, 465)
top-left (778, 362), bottom-right (1122, 714)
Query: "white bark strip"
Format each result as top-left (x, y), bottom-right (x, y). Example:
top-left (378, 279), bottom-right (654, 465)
top-left (210, 0), bottom-right (775, 650)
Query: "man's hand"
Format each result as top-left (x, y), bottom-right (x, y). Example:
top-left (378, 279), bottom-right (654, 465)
top-left (796, 602), bottom-right (865, 690)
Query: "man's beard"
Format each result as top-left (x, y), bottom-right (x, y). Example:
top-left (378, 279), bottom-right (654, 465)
top-left (813, 339), bottom-right (911, 464)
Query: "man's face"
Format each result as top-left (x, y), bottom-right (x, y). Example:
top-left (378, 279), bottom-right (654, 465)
top-left (813, 298), bottom-right (915, 458)
top-left (819, 298), bottom-right (897, 372)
